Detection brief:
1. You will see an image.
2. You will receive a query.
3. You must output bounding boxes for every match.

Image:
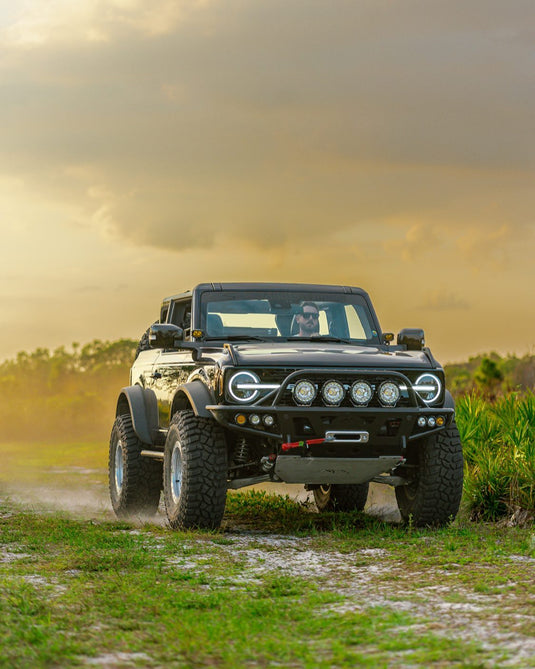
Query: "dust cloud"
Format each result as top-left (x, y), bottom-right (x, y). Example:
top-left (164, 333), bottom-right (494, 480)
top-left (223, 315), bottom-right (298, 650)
top-left (0, 441), bottom-right (400, 523)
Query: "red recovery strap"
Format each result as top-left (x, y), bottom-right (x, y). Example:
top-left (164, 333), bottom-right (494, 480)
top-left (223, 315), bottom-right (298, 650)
top-left (281, 438), bottom-right (325, 452)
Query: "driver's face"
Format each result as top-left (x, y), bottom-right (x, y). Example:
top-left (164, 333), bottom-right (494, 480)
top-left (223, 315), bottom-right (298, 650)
top-left (297, 308), bottom-right (320, 334)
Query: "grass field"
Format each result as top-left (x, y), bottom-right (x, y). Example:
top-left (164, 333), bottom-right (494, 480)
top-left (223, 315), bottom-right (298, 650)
top-left (1, 491), bottom-right (535, 668)
top-left (1, 438), bottom-right (535, 667)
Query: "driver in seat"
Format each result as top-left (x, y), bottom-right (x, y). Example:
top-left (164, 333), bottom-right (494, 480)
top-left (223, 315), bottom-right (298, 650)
top-left (295, 302), bottom-right (320, 337)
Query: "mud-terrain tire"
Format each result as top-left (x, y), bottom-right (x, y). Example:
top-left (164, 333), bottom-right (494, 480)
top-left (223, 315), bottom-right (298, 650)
top-left (109, 414), bottom-right (162, 518)
top-left (163, 411), bottom-right (228, 530)
top-left (313, 483), bottom-right (369, 512)
top-left (395, 423), bottom-right (464, 527)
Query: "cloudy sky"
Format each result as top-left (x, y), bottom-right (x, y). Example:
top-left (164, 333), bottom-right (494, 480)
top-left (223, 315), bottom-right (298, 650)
top-left (0, 0), bottom-right (533, 363)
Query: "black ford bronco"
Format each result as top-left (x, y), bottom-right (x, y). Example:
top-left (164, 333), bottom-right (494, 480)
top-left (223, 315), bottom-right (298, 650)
top-left (109, 282), bottom-right (463, 529)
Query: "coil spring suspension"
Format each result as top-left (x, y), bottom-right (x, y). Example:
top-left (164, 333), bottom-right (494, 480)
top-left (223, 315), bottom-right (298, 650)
top-left (233, 437), bottom-right (250, 465)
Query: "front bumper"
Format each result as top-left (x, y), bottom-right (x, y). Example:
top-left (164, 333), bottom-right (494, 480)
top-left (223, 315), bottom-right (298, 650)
top-left (207, 403), bottom-right (454, 455)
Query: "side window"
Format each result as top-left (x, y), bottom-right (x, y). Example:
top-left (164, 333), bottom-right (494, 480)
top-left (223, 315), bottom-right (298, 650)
top-left (318, 310), bottom-right (329, 335)
top-left (344, 305), bottom-right (367, 339)
top-left (170, 300), bottom-right (192, 333)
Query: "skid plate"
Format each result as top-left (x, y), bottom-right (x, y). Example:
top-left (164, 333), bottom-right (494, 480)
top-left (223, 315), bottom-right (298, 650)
top-left (274, 455), bottom-right (403, 484)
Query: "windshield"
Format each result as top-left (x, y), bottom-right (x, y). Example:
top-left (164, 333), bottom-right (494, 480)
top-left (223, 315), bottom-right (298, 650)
top-left (199, 290), bottom-right (380, 343)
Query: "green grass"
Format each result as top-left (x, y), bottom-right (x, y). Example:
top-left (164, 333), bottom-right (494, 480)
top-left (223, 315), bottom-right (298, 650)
top-left (0, 441), bottom-right (107, 483)
top-left (1, 492), bottom-right (535, 668)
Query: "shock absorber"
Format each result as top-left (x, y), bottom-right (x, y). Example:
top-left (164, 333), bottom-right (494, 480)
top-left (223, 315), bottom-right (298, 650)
top-left (233, 437), bottom-right (250, 465)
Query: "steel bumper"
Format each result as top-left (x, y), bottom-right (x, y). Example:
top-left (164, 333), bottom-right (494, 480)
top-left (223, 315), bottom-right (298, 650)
top-left (206, 404), bottom-right (455, 448)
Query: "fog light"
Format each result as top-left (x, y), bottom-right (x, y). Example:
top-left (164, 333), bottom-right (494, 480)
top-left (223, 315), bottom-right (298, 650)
top-left (427, 416), bottom-right (436, 427)
top-left (417, 416), bottom-right (427, 427)
top-left (263, 414), bottom-right (275, 427)
top-left (249, 414), bottom-right (261, 426)
top-left (293, 379), bottom-right (317, 405)
top-left (321, 380), bottom-right (345, 406)
top-left (436, 416), bottom-right (445, 427)
top-left (235, 414), bottom-right (247, 425)
top-left (378, 381), bottom-right (400, 406)
top-left (350, 380), bottom-right (373, 406)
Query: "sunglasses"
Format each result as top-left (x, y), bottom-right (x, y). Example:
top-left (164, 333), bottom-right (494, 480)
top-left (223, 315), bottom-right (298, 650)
top-left (302, 312), bottom-right (319, 320)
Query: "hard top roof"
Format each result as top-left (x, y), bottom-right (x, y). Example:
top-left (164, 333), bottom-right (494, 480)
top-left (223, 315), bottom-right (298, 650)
top-left (161, 282), bottom-right (369, 306)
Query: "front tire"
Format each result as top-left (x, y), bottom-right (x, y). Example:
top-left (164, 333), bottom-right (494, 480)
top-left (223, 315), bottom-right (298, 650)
top-left (313, 483), bottom-right (369, 512)
top-left (163, 411), bottom-right (228, 530)
top-left (395, 423), bottom-right (464, 527)
top-left (108, 414), bottom-right (162, 518)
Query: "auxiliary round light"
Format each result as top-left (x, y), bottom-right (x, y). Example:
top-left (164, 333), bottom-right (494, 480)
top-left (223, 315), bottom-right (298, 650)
top-left (378, 381), bottom-right (400, 406)
top-left (293, 379), bottom-right (317, 405)
top-left (350, 380), bottom-right (373, 406)
top-left (228, 371), bottom-right (261, 403)
top-left (235, 414), bottom-right (247, 425)
top-left (417, 416), bottom-right (427, 427)
top-left (249, 414), bottom-right (261, 426)
top-left (321, 380), bottom-right (345, 406)
top-left (263, 415), bottom-right (275, 427)
top-left (427, 416), bottom-right (436, 427)
top-left (414, 373), bottom-right (442, 404)
top-left (436, 416), bottom-right (445, 427)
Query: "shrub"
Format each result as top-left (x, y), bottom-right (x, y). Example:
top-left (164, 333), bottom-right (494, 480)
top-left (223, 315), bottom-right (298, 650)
top-left (457, 393), bottom-right (535, 521)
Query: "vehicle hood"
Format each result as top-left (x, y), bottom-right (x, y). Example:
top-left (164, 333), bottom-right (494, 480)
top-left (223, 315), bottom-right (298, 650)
top-left (226, 342), bottom-right (436, 369)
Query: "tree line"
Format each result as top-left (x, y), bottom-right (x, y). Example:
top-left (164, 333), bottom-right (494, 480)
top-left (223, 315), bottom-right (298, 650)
top-left (0, 340), bottom-right (138, 442)
top-left (445, 352), bottom-right (535, 399)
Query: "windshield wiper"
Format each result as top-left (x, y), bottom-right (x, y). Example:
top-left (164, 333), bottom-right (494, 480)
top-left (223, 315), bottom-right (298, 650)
top-left (288, 335), bottom-right (352, 344)
top-left (204, 335), bottom-right (271, 342)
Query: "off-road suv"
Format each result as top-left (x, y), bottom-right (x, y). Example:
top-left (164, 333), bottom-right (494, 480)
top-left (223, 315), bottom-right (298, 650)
top-left (109, 282), bottom-right (463, 529)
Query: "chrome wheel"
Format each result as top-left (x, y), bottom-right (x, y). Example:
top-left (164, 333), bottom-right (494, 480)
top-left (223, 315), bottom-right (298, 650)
top-left (114, 439), bottom-right (124, 494)
top-left (170, 440), bottom-right (183, 504)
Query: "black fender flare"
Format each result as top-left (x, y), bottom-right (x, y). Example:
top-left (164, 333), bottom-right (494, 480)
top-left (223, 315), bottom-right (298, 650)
top-left (443, 389), bottom-right (455, 411)
top-left (172, 380), bottom-right (214, 419)
top-left (116, 385), bottom-right (158, 445)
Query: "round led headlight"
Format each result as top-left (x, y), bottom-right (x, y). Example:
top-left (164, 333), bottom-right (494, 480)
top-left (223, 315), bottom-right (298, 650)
top-left (350, 380), bottom-right (373, 406)
top-left (378, 381), bottom-right (400, 406)
top-left (227, 371), bottom-right (261, 403)
top-left (292, 379), bottom-right (317, 405)
top-left (414, 374), bottom-right (442, 404)
top-left (321, 380), bottom-right (345, 406)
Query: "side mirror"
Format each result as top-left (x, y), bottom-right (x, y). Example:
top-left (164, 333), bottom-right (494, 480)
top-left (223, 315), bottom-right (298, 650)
top-left (149, 323), bottom-right (184, 349)
top-left (397, 328), bottom-right (425, 351)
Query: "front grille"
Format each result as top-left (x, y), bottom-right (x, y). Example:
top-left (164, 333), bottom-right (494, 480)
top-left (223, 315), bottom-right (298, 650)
top-left (232, 367), bottom-right (429, 409)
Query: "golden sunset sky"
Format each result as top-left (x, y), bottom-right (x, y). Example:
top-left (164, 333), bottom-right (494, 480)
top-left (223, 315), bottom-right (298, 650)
top-left (0, 0), bottom-right (533, 363)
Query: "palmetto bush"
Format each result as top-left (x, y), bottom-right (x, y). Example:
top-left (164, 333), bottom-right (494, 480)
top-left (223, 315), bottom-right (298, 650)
top-left (457, 392), bottom-right (535, 520)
